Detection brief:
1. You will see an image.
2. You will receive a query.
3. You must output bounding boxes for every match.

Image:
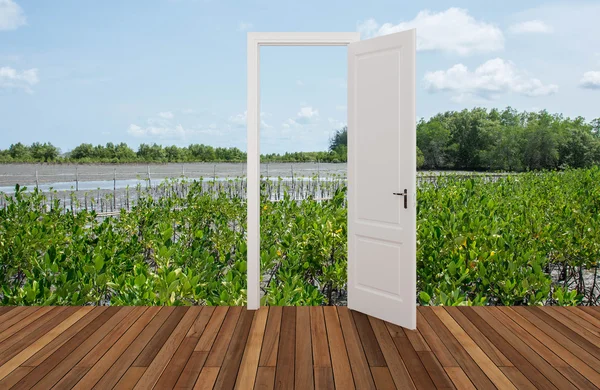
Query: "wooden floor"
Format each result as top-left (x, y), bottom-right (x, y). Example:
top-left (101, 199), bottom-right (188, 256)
top-left (0, 307), bottom-right (599, 389)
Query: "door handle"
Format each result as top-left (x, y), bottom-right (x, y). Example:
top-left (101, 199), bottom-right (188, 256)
top-left (393, 189), bottom-right (408, 209)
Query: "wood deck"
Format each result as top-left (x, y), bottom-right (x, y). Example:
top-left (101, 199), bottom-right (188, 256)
top-left (0, 306), bottom-right (599, 389)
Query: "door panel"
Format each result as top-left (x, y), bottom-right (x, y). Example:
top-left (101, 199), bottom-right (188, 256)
top-left (347, 29), bottom-right (416, 329)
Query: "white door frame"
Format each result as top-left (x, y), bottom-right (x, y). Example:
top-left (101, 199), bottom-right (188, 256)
top-left (246, 32), bottom-right (360, 309)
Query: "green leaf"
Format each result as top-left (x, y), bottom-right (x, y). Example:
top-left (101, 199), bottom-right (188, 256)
top-left (94, 255), bottom-right (104, 272)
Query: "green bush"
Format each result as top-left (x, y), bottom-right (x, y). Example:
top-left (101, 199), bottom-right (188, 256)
top-left (1, 168), bottom-right (599, 306)
top-left (417, 168), bottom-right (600, 306)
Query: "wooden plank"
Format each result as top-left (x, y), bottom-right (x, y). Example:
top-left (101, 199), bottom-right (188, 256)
top-left (93, 306), bottom-right (176, 389)
top-left (188, 307), bottom-right (216, 337)
top-left (0, 306), bottom-right (55, 345)
top-left (419, 307), bottom-right (493, 390)
top-left (9, 305), bottom-right (600, 390)
top-left (466, 306), bottom-right (562, 390)
top-left (490, 307), bottom-right (596, 389)
top-left (274, 306), bottom-right (295, 390)
top-left (175, 351), bottom-right (208, 390)
top-left (259, 306), bottom-right (282, 367)
top-left (134, 306), bottom-right (199, 389)
top-left (415, 310), bottom-right (457, 368)
top-left (567, 307), bottom-right (600, 330)
top-left (461, 308), bottom-right (568, 389)
top-left (444, 306), bottom-right (512, 366)
top-left (502, 307), bottom-right (600, 388)
top-left (403, 327), bottom-right (430, 353)
top-left (580, 307), bottom-right (600, 322)
top-left (72, 306), bottom-right (161, 389)
top-left (314, 367), bottom-right (335, 390)
top-left (53, 307), bottom-right (148, 389)
top-left (528, 307), bottom-right (600, 362)
top-left (114, 367), bottom-right (146, 390)
top-left (512, 307), bottom-right (600, 373)
top-left (499, 367), bottom-right (537, 390)
top-left (416, 351), bottom-right (455, 390)
top-left (544, 307), bottom-right (600, 347)
top-left (255, 366), bottom-right (276, 390)
top-left (324, 307), bottom-right (355, 389)
top-left (195, 306), bottom-right (229, 352)
top-left (205, 306), bottom-right (242, 367)
top-left (384, 321), bottom-right (435, 390)
top-left (444, 367), bottom-right (476, 390)
top-left (0, 306), bottom-right (15, 317)
top-left (236, 307), bottom-right (269, 390)
top-left (338, 307), bottom-right (375, 390)
top-left (193, 366), bottom-right (220, 390)
top-left (0, 307), bottom-right (72, 366)
top-left (293, 306), bottom-right (314, 390)
top-left (433, 307), bottom-right (515, 389)
top-left (351, 310), bottom-right (386, 367)
top-left (0, 366), bottom-right (33, 389)
top-left (155, 307), bottom-right (210, 389)
top-left (370, 367), bottom-right (396, 390)
top-left (213, 308), bottom-right (255, 390)
top-left (0, 307), bottom-right (38, 334)
top-left (158, 308), bottom-right (214, 389)
top-left (368, 316), bottom-right (415, 389)
top-left (22, 306), bottom-right (107, 367)
top-left (0, 306), bottom-right (92, 382)
top-left (559, 308), bottom-right (600, 338)
top-left (310, 306), bottom-right (331, 368)
top-left (133, 306), bottom-right (187, 367)
top-left (13, 306), bottom-right (126, 390)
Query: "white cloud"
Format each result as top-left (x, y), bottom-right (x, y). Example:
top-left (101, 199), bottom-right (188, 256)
top-left (228, 110), bottom-right (272, 128)
top-left (282, 106), bottom-right (320, 128)
top-left (128, 123), bottom-right (222, 139)
top-left (357, 8), bottom-right (504, 55)
top-left (579, 71), bottom-right (600, 90)
top-left (229, 112), bottom-right (246, 126)
top-left (0, 66), bottom-right (38, 92)
top-left (509, 20), bottom-right (552, 34)
top-left (158, 111), bottom-right (174, 119)
top-left (0, 0), bottom-right (25, 31)
top-left (335, 105), bottom-right (346, 111)
top-left (294, 106), bottom-right (319, 125)
top-left (238, 22), bottom-right (253, 31)
top-left (296, 80), bottom-right (304, 87)
top-left (424, 58), bottom-right (558, 100)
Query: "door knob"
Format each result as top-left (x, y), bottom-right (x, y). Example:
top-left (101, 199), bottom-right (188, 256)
top-left (393, 189), bottom-right (408, 209)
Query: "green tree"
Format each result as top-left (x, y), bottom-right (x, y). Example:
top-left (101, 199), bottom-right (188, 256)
top-left (8, 143), bottom-right (31, 160)
top-left (115, 143), bottom-right (136, 161)
top-left (30, 142), bottom-right (59, 162)
top-left (328, 126), bottom-right (348, 162)
top-left (416, 119), bottom-right (451, 169)
top-left (70, 143), bottom-right (94, 160)
top-left (137, 143), bottom-right (166, 161)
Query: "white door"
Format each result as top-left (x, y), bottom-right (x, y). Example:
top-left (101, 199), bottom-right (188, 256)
top-left (347, 29), bottom-right (416, 329)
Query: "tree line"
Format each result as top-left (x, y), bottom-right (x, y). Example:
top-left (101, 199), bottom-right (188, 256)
top-left (1, 107), bottom-right (599, 171)
top-left (417, 107), bottom-right (600, 171)
top-left (0, 127), bottom-right (349, 164)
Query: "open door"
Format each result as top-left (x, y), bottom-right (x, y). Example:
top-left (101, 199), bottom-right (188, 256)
top-left (347, 29), bottom-right (416, 329)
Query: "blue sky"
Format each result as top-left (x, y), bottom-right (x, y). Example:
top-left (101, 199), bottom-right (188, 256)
top-left (1, 0), bottom-right (599, 154)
